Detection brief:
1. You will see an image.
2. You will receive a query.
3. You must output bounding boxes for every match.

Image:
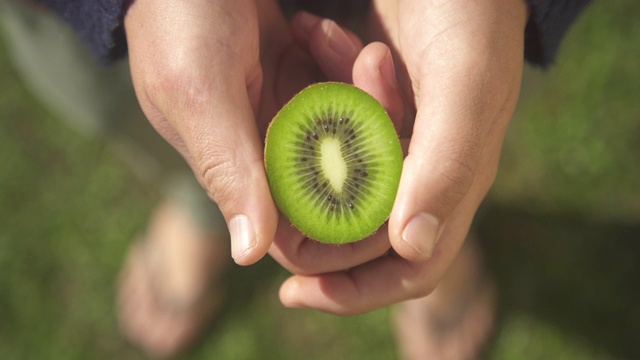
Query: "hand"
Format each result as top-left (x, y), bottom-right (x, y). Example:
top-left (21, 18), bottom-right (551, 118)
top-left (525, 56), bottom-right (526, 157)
top-left (275, 0), bottom-right (529, 314)
top-left (124, 0), bottom-right (360, 265)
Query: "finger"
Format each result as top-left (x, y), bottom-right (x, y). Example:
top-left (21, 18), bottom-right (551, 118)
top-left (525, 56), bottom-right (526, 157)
top-left (125, 0), bottom-right (277, 266)
top-left (291, 11), bottom-right (363, 57)
top-left (291, 12), bottom-right (363, 83)
top-left (279, 182), bottom-right (483, 315)
top-left (290, 11), bottom-right (321, 50)
top-left (279, 256), bottom-right (420, 315)
top-left (352, 42), bottom-right (405, 132)
top-left (269, 218), bottom-right (391, 275)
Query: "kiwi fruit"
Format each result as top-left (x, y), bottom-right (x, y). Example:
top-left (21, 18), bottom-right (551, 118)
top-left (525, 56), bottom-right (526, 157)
top-left (265, 82), bottom-right (403, 244)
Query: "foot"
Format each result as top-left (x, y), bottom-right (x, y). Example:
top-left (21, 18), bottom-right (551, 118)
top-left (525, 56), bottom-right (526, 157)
top-left (117, 200), bottom-right (230, 358)
top-left (393, 238), bottom-right (497, 360)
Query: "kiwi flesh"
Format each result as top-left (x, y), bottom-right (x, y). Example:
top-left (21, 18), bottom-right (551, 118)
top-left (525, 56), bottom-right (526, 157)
top-left (265, 82), bottom-right (403, 244)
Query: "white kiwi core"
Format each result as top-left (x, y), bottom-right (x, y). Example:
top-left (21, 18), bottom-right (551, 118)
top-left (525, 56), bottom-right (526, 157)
top-left (320, 138), bottom-right (347, 193)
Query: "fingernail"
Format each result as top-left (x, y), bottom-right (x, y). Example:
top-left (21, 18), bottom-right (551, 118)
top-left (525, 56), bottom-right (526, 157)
top-left (401, 213), bottom-right (441, 259)
top-left (379, 48), bottom-right (398, 90)
top-left (321, 19), bottom-right (357, 58)
top-left (229, 214), bottom-right (256, 261)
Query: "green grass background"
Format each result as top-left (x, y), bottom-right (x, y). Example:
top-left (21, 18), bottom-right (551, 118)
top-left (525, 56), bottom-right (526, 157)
top-left (1, 1), bottom-right (639, 359)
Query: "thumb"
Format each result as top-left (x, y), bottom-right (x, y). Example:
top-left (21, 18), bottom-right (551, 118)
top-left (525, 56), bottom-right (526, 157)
top-left (164, 72), bottom-right (277, 266)
top-left (388, 69), bottom-right (490, 262)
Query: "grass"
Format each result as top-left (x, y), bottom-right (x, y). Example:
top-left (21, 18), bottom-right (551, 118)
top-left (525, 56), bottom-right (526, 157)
top-left (1, 1), bottom-right (639, 359)
top-left (495, 0), bottom-right (640, 221)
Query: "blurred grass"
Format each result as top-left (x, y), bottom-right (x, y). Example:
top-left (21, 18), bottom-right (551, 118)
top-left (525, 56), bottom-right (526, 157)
top-left (494, 0), bottom-right (640, 221)
top-left (1, 1), bottom-right (639, 359)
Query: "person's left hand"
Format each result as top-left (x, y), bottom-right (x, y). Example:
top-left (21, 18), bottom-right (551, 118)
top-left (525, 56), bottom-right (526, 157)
top-left (271, 0), bottom-right (529, 315)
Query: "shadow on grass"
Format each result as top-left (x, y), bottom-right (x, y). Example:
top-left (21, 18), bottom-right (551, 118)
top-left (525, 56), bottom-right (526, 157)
top-left (477, 204), bottom-right (640, 359)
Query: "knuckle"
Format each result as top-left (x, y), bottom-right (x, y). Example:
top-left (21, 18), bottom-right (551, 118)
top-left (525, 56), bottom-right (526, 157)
top-left (433, 142), bottom-right (479, 204)
top-left (200, 151), bottom-right (241, 209)
top-left (144, 53), bottom-right (220, 117)
top-left (159, 70), bottom-right (212, 114)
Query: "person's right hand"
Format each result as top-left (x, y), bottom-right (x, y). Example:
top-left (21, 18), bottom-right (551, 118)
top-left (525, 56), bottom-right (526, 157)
top-left (124, 0), bottom-right (277, 266)
top-left (124, 0), bottom-right (369, 266)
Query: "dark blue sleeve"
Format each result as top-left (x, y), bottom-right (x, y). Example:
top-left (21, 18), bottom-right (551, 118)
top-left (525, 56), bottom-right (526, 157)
top-left (524, 0), bottom-right (593, 67)
top-left (38, 0), bottom-right (592, 67)
top-left (38, 0), bottom-right (129, 64)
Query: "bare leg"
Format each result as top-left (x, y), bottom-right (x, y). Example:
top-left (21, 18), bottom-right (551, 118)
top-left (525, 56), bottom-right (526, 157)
top-left (117, 198), bottom-right (230, 358)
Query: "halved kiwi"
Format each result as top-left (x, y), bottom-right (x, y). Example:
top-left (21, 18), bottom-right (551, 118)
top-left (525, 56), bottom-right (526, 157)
top-left (265, 82), bottom-right (403, 244)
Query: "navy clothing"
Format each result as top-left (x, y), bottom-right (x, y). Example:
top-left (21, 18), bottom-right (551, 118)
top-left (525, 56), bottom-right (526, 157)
top-left (37, 0), bottom-right (129, 63)
top-left (37, 0), bottom-right (591, 66)
top-left (525, 0), bottom-right (592, 66)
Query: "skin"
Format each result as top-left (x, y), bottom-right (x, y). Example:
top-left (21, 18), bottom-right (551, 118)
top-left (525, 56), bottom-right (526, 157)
top-left (124, 0), bottom-right (529, 315)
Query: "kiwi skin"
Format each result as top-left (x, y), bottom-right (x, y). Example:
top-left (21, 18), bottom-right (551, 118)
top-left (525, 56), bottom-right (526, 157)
top-left (265, 82), bottom-right (403, 245)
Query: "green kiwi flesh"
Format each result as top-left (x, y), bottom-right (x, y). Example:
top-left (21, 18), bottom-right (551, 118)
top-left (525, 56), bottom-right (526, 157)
top-left (265, 82), bottom-right (403, 244)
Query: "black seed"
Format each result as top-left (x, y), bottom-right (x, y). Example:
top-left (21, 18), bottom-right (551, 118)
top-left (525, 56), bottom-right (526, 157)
top-left (355, 169), bottom-right (361, 173)
top-left (327, 195), bottom-right (332, 201)
top-left (301, 157), bottom-right (307, 162)
top-left (357, 159), bottom-right (362, 163)
top-left (313, 133), bottom-right (319, 140)
top-left (324, 124), bottom-right (328, 131)
top-left (339, 117), bottom-right (344, 124)
top-left (350, 134), bottom-right (356, 140)
top-left (361, 171), bottom-right (369, 178)
top-left (350, 195), bottom-right (355, 200)
top-left (348, 202), bottom-right (354, 209)
top-left (317, 118), bottom-right (322, 125)
top-left (330, 205), bottom-right (335, 212)
top-left (332, 128), bottom-right (336, 134)
top-left (345, 118), bottom-right (350, 124)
